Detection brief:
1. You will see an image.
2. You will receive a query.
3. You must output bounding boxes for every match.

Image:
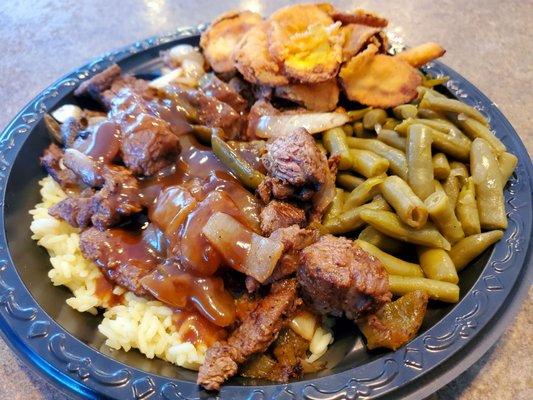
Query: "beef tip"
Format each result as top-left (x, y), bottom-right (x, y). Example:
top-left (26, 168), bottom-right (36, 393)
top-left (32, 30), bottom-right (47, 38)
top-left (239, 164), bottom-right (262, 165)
top-left (49, 188), bottom-right (95, 228)
top-left (199, 73), bottom-right (248, 115)
top-left (63, 148), bottom-right (105, 187)
top-left (121, 112), bottom-right (181, 176)
top-left (227, 76), bottom-right (255, 107)
top-left (100, 75), bottom-right (154, 109)
top-left (198, 279), bottom-right (301, 391)
top-left (79, 228), bottom-right (154, 296)
top-left (60, 117), bottom-right (87, 147)
top-left (260, 200), bottom-right (306, 236)
top-left (40, 143), bottom-right (78, 188)
top-left (298, 235), bottom-right (391, 319)
top-left (74, 64), bottom-right (122, 103)
top-left (246, 99), bottom-right (278, 140)
top-left (258, 128), bottom-right (330, 202)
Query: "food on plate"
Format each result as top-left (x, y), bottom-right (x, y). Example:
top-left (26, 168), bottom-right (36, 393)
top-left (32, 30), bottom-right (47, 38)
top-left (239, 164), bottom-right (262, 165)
top-left (30, 2), bottom-right (517, 392)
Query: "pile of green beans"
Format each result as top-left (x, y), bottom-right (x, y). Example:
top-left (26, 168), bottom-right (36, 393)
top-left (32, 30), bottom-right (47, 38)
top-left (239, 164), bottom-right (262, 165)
top-left (316, 82), bottom-right (517, 304)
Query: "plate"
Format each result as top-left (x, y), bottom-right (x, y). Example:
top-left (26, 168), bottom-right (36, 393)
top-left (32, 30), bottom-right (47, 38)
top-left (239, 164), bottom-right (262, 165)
top-left (0, 27), bottom-right (531, 399)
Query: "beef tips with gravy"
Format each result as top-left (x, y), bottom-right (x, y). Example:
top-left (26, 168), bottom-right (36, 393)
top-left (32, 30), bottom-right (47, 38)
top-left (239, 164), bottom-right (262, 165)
top-left (298, 235), bottom-right (392, 319)
top-left (40, 52), bottom-right (399, 392)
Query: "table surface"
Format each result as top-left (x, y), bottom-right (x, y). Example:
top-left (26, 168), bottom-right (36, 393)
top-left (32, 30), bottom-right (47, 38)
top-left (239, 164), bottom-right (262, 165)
top-left (0, 0), bottom-right (531, 398)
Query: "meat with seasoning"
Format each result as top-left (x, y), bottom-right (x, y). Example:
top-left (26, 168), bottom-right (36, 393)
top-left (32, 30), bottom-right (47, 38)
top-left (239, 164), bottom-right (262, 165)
top-left (260, 200), bottom-right (306, 236)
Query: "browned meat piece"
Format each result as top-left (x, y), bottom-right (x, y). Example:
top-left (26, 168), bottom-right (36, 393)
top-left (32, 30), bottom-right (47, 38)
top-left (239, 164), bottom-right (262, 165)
top-left (74, 64), bottom-right (122, 102)
top-left (298, 235), bottom-right (391, 319)
top-left (246, 99), bottom-right (278, 140)
top-left (198, 279), bottom-right (301, 391)
top-left (63, 149), bottom-right (105, 187)
top-left (121, 112), bottom-right (181, 176)
top-left (49, 188), bottom-right (95, 227)
top-left (258, 128), bottom-right (331, 202)
top-left (199, 73), bottom-right (248, 115)
top-left (79, 228), bottom-right (158, 296)
top-left (60, 117), bottom-right (86, 148)
top-left (40, 144), bottom-right (78, 188)
top-left (260, 200), bottom-right (306, 235)
top-left (100, 75), bottom-right (154, 109)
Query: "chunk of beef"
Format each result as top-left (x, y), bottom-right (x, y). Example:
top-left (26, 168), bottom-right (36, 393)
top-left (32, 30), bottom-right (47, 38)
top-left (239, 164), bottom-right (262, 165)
top-left (199, 73), bottom-right (248, 114)
top-left (100, 75), bottom-right (154, 109)
top-left (60, 117), bottom-right (87, 148)
top-left (63, 148), bottom-right (105, 187)
top-left (74, 64), bottom-right (122, 103)
top-left (198, 279), bottom-right (301, 391)
top-left (79, 228), bottom-right (153, 296)
top-left (298, 235), bottom-right (391, 319)
top-left (121, 112), bottom-right (181, 176)
top-left (40, 144), bottom-right (78, 188)
top-left (260, 200), bottom-right (306, 236)
top-left (258, 128), bottom-right (331, 203)
top-left (49, 188), bottom-right (95, 227)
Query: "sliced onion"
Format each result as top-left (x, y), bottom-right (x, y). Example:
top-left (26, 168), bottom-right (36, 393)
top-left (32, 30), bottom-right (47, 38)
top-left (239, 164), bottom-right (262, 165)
top-left (289, 309), bottom-right (318, 341)
top-left (255, 112), bottom-right (349, 138)
top-left (202, 212), bottom-right (283, 282)
top-left (311, 166), bottom-right (336, 220)
top-left (149, 68), bottom-right (184, 89)
top-left (51, 104), bottom-right (82, 124)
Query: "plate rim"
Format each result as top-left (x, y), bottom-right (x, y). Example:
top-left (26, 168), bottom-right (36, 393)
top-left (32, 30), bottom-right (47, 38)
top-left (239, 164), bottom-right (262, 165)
top-left (0, 26), bottom-right (531, 400)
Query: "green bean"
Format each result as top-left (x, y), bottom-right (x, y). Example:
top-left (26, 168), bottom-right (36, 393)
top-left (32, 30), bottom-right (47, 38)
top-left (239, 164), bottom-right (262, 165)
top-left (417, 247), bottom-right (459, 284)
top-left (376, 129), bottom-right (406, 151)
top-left (432, 153), bottom-right (450, 180)
top-left (442, 173), bottom-right (460, 209)
top-left (323, 188), bottom-right (345, 224)
top-left (416, 86), bottom-right (447, 100)
top-left (363, 109), bottom-right (388, 130)
top-left (422, 76), bottom-right (449, 88)
top-left (350, 149), bottom-right (389, 178)
top-left (380, 176), bottom-right (428, 228)
top-left (336, 173), bottom-right (364, 191)
top-left (353, 121), bottom-right (373, 138)
top-left (449, 161), bottom-right (469, 186)
top-left (346, 137), bottom-right (408, 180)
top-left (433, 179), bottom-right (445, 195)
top-left (323, 127), bottom-right (352, 170)
top-left (191, 125), bottom-right (223, 144)
top-left (419, 93), bottom-right (488, 125)
top-left (211, 135), bottom-right (265, 189)
top-left (343, 175), bottom-right (386, 211)
top-left (393, 104), bottom-right (418, 120)
top-left (342, 124), bottom-right (354, 137)
top-left (395, 117), bottom-right (461, 136)
top-left (417, 108), bottom-right (445, 119)
top-left (470, 138), bottom-right (507, 230)
top-left (452, 115), bottom-right (506, 154)
top-left (347, 107), bottom-right (373, 122)
top-left (324, 197), bottom-right (390, 234)
top-left (358, 226), bottom-right (403, 254)
top-left (356, 240), bottom-right (424, 277)
top-left (382, 118), bottom-right (401, 130)
top-left (407, 124), bottom-right (434, 200)
top-left (455, 177), bottom-right (481, 236)
top-left (389, 275), bottom-right (459, 303)
top-left (498, 151), bottom-right (518, 186)
top-left (424, 191), bottom-right (465, 244)
top-left (449, 230), bottom-right (504, 271)
top-left (359, 209), bottom-right (451, 250)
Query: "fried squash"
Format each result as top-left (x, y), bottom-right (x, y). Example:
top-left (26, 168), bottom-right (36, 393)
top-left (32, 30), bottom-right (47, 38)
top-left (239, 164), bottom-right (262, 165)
top-left (341, 24), bottom-right (382, 61)
top-left (331, 9), bottom-right (389, 28)
top-left (396, 42), bottom-right (446, 67)
top-left (275, 79), bottom-right (340, 111)
top-left (358, 290), bottom-right (429, 350)
top-left (200, 10), bottom-right (262, 74)
top-left (268, 4), bottom-right (343, 83)
top-left (339, 45), bottom-right (422, 108)
top-left (233, 23), bottom-right (289, 86)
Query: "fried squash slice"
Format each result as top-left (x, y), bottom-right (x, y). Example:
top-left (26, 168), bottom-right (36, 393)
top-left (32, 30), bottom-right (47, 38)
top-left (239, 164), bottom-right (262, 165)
top-left (339, 45), bottom-right (422, 108)
top-left (200, 10), bottom-right (262, 74)
top-left (274, 79), bottom-right (340, 111)
top-left (268, 4), bottom-right (343, 83)
top-left (357, 290), bottom-right (428, 350)
top-left (233, 23), bottom-right (289, 86)
top-left (331, 9), bottom-right (389, 28)
top-left (341, 24), bottom-right (382, 61)
top-left (396, 42), bottom-right (446, 67)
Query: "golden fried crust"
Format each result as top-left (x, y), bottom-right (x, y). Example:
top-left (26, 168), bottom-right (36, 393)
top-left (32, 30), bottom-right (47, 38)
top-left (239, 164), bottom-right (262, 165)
top-left (341, 24), bottom-right (382, 62)
top-left (274, 79), bottom-right (339, 111)
top-left (339, 45), bottom-right (422, 108)
top-left (395, 42), bottom-right (446, 67)
top-left (233, 23), bottom-right (289, 86)
top-left (332, 9), bottom-right (389, 28)
top-left (200, 10), bottom-right (262, 74)
top-left (267, 4), bottom-right (342, 83)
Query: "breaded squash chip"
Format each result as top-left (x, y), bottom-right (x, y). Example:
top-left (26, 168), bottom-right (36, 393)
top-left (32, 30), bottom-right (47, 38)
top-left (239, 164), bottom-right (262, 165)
top-left (332, 9), bottom-right (388, 28)
top-left (200, 10), bottom-right (262, 74)
top-left (233, 23), bottom-right (289, 86)
top-left (396, 42), bottom-right (446, 67)
top-left (268, 4), bottom-right (343, 83)
top-left (341, 24), bottom-right (382, 61)
top-left (339, 45), bottom-right (421, 108)
top-left (274, 79), bottom-right (340, 111)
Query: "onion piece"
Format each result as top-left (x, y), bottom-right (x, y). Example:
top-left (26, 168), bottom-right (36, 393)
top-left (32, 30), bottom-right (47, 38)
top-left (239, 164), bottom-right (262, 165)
top-left (289, 309), bottom-right (318, 341)
top-left (51, 104), bottom-right (82, 124)
top-left (255, 112), bottom-right (349, 138)
top-left (202, 212), bottom-right (284, 282)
